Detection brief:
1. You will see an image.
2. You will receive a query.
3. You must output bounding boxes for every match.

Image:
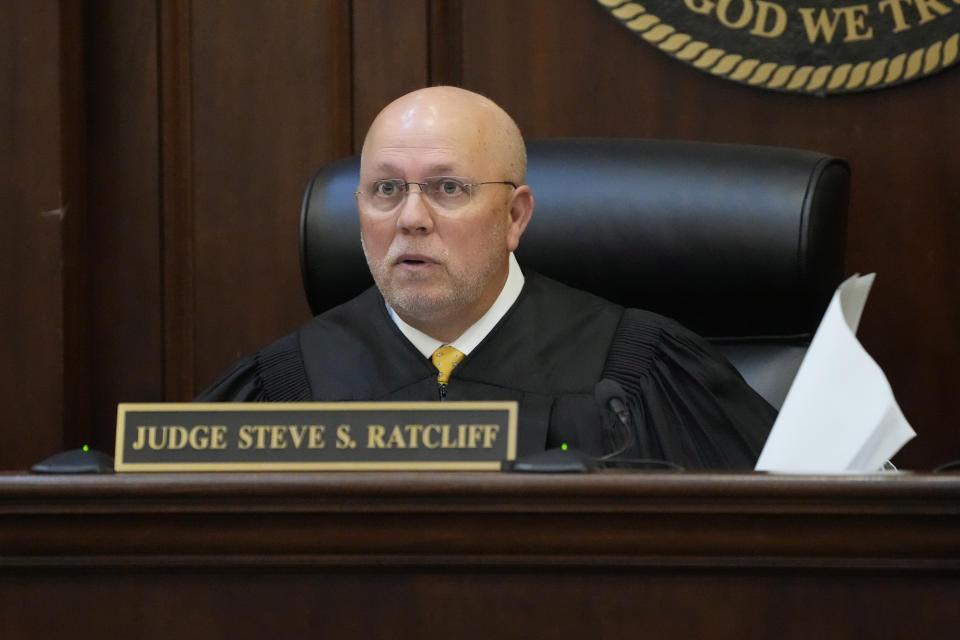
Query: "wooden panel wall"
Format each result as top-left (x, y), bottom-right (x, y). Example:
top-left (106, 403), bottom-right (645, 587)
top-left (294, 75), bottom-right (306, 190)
top-left (84, 0), bottom-right (164, 466)
top-left (2, 0), bottom-right (957, 470)
top-left (188, 0), bottom-right (351, 392)
top-left (0, 0), bottom-right (84, 466)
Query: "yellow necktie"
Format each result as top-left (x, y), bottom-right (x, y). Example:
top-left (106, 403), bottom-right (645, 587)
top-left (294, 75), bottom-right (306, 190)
top-left (432, 346), bottom-right (465, 385)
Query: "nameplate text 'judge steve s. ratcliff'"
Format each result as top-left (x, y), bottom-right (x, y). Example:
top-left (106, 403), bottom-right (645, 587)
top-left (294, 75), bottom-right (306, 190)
top-left (115, 402), bottom-right (518, 471)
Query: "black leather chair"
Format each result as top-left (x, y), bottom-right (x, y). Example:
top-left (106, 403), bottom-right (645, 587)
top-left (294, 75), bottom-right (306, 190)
top-left (300, 138), bottom-right (849, 409)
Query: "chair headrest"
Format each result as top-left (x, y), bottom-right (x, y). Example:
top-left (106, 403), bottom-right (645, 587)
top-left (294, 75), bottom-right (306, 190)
top-left (300, 138), bottom-right (849, 339)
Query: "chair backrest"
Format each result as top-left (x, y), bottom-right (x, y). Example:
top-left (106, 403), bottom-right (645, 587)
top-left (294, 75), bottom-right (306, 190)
top-left (300, 138), bottom-right (849, 408)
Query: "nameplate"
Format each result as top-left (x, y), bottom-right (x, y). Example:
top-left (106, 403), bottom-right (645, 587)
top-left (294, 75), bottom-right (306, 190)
top-left (115, 402), bottom-right (518, 471)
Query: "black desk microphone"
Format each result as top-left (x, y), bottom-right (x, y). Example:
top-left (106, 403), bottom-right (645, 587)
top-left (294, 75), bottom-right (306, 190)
top-left (594, 379), bottom-right (635, 461)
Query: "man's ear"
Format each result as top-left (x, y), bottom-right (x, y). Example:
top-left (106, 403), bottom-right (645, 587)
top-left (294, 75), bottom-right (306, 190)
top-left (505, 186), bottom-right (534, 252)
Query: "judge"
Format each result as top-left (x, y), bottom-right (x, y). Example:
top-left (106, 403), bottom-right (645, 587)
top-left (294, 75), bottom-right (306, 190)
top-left (197, 86), bottom-right (775, 469)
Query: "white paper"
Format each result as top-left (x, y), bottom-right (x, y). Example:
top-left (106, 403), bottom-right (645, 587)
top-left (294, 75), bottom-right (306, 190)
top-left (755, 274), bottom-right (916, 473)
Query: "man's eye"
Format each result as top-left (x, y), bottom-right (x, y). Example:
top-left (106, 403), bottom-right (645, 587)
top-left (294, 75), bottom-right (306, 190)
top-left (374, 182), bottom-right (398, 197)
top-left (437, 180), bottom-right (464, 196)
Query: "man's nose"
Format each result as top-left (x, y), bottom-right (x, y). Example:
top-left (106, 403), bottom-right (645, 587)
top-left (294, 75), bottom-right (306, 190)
top-left (395, 186), bottom-right (435, 233)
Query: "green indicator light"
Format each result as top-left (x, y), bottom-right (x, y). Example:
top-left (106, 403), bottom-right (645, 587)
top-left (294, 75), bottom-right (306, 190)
top-left (82, 444), bottom-right (89, 452)
top-left (561, 442), bottom-right (568, 451)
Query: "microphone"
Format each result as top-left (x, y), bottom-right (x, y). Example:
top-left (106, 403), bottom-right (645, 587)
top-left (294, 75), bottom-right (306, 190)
top-left (595, 379), bottom-right (629, 425)
top-left (503, 380), bottom-right (631, 473)
top-left (594, 379), bottom-right (635, 460)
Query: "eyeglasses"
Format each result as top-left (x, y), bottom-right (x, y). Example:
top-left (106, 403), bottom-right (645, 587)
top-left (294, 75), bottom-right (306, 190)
top-left (355, 176), bottom-right (518, 214)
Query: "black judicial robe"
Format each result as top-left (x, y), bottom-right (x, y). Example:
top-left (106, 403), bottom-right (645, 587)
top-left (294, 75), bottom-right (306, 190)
top-left (197, 272), bottom-right (775, 469)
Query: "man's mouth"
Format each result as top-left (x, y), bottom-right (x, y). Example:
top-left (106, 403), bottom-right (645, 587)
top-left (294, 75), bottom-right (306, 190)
top-left (396, 254), bottom-right (436, 266)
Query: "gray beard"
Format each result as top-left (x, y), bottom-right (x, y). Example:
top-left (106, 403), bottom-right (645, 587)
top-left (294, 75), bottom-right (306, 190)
top-left (361, 234), bottom-right (503, 327)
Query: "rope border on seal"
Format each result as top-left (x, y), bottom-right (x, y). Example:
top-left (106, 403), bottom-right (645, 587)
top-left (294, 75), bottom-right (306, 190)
top-left (597, 0), bottom-right (960, 94)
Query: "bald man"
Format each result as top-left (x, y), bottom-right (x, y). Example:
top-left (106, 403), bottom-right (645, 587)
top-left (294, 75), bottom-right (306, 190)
top-left (198, 87), bottom-right (775, 469)
top-left (358, 87), bottom-right (532, 343)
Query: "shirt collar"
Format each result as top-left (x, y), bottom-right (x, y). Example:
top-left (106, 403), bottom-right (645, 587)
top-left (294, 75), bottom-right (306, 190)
top-left (387, 253), bottom-right (525, 359)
